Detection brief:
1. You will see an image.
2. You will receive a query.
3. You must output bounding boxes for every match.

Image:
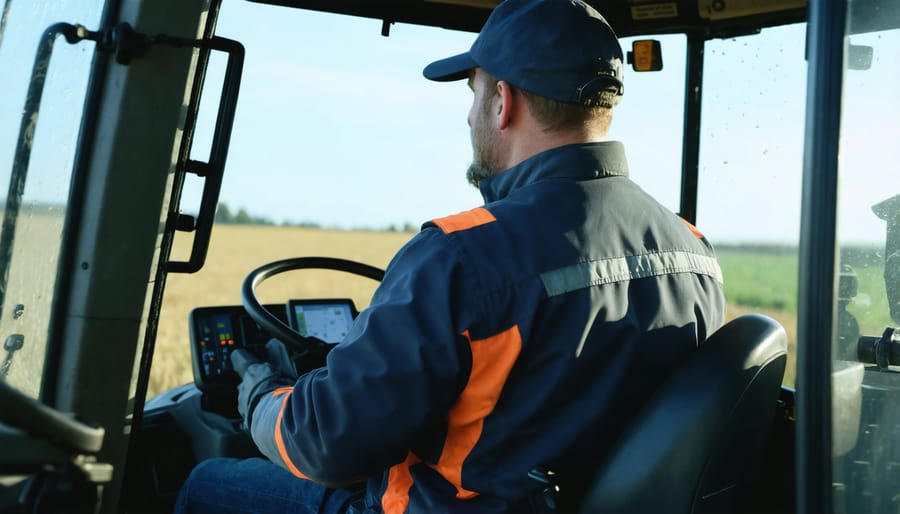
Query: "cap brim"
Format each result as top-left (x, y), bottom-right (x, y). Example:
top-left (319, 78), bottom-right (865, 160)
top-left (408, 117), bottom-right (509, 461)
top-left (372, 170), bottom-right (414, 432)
top-left (423, 52), bottom-right (477, 82)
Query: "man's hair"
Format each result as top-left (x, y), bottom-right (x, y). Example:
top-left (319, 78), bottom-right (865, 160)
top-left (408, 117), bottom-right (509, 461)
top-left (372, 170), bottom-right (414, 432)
top-left (480, 71), bottom-right (618, 134)
top-left (519, 88), bottom-right (618, 134)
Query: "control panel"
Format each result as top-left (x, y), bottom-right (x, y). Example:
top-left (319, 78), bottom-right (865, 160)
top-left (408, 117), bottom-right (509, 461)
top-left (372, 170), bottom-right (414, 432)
top-left (189, 300), bottom-right (357, 391)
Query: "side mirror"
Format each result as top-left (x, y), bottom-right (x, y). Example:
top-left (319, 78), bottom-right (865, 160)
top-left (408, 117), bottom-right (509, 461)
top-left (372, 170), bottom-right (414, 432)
top-left (627, 39), bottom-right (663, 72)
top-left (848, 43), bottom-right (873, 70)
top-left (873, 194), bottom-right (900, 324)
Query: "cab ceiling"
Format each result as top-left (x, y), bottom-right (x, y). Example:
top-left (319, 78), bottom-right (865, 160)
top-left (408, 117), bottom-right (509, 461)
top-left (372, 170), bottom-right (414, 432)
top-left (244, 0), bottom-right (808, 38)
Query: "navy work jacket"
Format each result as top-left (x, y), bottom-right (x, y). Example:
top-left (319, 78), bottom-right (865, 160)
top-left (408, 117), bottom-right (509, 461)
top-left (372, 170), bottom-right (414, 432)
top-left (249, 141), bottom-right (726, 513)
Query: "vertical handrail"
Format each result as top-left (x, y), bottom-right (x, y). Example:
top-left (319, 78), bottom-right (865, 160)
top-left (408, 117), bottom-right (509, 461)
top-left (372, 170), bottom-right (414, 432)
top-left (162, 35), bottom-right (244, 274)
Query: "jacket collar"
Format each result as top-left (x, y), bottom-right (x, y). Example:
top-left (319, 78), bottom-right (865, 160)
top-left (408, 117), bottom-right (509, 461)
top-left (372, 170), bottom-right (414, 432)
top-left (479, 141), bottom-right (630, 203)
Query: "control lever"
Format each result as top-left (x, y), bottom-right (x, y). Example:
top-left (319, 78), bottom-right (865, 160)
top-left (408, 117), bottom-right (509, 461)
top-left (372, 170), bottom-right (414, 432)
top-left (0, 379), bottom-right (104, 454)
top-left (0, 381), bottom-right (109, 513)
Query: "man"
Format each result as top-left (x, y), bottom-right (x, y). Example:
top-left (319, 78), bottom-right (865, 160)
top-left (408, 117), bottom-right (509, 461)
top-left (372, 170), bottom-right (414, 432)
top-left (175, 0), bottom-right (725, 512)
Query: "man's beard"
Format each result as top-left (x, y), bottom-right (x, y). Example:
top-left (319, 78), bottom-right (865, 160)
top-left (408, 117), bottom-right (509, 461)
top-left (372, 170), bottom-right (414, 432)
top-left (467, 117), bottom-right (500, 188)
top-left (466, 162), bottom-right (494, 189)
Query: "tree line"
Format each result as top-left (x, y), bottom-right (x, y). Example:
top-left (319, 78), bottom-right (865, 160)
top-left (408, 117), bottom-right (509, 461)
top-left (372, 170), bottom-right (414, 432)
top-left (214, 202), bottom-right (417, 232)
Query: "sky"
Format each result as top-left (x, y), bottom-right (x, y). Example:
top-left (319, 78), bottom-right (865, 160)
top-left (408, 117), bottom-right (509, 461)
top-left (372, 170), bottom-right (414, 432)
top-left (196, 2), bottom-right (687, 230)
top-left (0, 0), bottom-right (898, 244)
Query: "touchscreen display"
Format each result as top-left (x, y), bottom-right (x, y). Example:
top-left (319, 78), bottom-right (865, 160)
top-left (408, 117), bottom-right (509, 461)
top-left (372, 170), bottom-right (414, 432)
top-left (291, 302), bottom-right (354, 343)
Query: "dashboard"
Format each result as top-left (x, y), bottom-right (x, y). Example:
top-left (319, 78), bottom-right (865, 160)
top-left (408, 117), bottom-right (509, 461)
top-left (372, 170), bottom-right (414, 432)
top-left (189, 299), bottom-right (357, 392)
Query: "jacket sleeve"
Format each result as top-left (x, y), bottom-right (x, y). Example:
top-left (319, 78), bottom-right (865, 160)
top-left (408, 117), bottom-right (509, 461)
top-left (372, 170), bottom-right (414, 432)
top-left (247, 228), bottom-right (474, 485)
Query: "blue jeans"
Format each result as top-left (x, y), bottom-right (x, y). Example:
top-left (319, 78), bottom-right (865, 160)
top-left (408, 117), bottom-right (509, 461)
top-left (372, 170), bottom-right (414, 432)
top-left (174, 457), bottom-right (365, 514)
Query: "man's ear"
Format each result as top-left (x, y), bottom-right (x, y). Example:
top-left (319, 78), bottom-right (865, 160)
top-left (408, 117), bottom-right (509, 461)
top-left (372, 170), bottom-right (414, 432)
top-left (496, 80), bottom-right (515, 130)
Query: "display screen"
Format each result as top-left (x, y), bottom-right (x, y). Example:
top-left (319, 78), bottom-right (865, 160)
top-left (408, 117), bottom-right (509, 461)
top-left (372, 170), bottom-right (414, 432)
top-left (290, 301), bottom-right (354, 343)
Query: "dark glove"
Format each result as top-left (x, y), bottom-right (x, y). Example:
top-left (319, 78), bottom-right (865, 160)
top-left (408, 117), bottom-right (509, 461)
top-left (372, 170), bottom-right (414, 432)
top-left (232, 339), bottom-right (297, 431)
top-left (262, 338), bottom-right (300, 380)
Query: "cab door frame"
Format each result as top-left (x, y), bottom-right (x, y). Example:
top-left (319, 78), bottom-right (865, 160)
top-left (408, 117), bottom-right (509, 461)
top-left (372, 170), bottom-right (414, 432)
top-left (38, 0), bottom-right (214, 511)
top-left (796, 0), bottom-right (846, 512)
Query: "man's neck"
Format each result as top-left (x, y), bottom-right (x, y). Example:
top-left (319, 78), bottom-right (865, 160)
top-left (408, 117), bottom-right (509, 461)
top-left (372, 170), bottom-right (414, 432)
top-left (502, 127), bottom-right (608, 171)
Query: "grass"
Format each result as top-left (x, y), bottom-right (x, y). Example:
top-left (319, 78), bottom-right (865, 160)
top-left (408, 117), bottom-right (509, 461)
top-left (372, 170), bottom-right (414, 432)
top-left (717, 247), bottom-right (799, 312)
top-left (716, 244), bottom-right (893, 386)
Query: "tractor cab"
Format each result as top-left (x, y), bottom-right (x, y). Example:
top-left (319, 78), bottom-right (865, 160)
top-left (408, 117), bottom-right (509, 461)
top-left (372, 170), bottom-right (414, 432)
top-left (0, 0), bottom-right (898, 512)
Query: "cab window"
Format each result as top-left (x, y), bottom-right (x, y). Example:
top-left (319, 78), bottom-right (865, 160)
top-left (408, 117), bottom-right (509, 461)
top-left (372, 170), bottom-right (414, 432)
top-left (832, 6), bottom-right (900, 510)
top-left (151, 5), bottom-right (688, 396)
top-left (613, 34), bottom-right (686, 212)
top-left (0, 0), bottom-right (104, 398)
top-left (697, 23), bottom-right (808, 386)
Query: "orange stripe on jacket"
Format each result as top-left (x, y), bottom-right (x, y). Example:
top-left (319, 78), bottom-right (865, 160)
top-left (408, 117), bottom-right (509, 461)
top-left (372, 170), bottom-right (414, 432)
top-left (272, 387), bottom-right (312, 480)
top-left (431, 326), bottom-right (523, 499)
top-left (679, 217), bottom-right (705, 239)
top-left (432, 207), bottom-right (496, 234)
top-left (381, 452), bottom-right (421, 514)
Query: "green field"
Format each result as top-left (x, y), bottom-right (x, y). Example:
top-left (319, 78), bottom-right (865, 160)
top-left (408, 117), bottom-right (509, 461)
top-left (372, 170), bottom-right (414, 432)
top-left (718, 244), bottom-right (891, 332)
top-left (716, 247), bottom-right (800, 385)
top-left (717, 247), bottom-right (799, 311)
top-left (147, 229), bottom-right (894, 396)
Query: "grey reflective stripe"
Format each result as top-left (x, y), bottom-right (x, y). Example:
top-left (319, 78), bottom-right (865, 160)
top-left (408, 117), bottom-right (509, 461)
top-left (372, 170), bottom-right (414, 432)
top-left (540, 250), bottom-right (724, 297)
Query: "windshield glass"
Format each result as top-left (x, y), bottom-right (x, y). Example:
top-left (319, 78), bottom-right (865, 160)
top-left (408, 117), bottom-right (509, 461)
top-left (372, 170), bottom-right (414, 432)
top-left (150, 4), bottom-right (687, 396)
top-left (0, 1), bottom-right (104, 398)
top-left (832, 5), bottom-right (900, 510)
top-left (697, 23), bottom-right (808, 386)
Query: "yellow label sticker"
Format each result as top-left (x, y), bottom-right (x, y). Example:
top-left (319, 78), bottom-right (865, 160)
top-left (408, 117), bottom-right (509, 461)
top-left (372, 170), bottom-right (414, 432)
top-left (631, 3), bottom-right (679, 20)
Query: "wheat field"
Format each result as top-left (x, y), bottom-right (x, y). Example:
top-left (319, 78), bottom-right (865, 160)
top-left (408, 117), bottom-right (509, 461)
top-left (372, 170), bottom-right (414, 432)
top-left (149, 224), bottom-right (415, 396)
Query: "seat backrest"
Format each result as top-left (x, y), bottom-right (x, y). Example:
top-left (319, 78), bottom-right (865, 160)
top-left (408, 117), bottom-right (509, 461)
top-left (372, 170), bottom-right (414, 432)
top-left (578, 313), bottom-right (787, 514)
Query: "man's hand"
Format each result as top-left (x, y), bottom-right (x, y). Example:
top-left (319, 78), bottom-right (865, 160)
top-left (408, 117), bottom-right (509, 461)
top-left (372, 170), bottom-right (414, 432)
top-left (231, 339), bottom-right (297, 431)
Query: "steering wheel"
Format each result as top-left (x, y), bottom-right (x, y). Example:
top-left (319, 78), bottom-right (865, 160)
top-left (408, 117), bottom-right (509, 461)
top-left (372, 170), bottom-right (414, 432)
top-left (241, 257), bottom-right (384, 358)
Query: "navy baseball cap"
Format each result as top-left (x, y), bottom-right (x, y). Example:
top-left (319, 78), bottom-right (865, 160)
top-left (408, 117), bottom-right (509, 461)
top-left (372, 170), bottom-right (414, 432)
top-left (423, 0), bottom-right (624, 104)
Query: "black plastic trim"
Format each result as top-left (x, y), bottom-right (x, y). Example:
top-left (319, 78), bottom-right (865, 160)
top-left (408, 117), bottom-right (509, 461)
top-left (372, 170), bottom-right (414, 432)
top-left (678, 33), bottom-right (705, 225)
top-left (244, 0), bottom-right (806, 39)
top-left (795, 0), bottom-right (846, 511)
